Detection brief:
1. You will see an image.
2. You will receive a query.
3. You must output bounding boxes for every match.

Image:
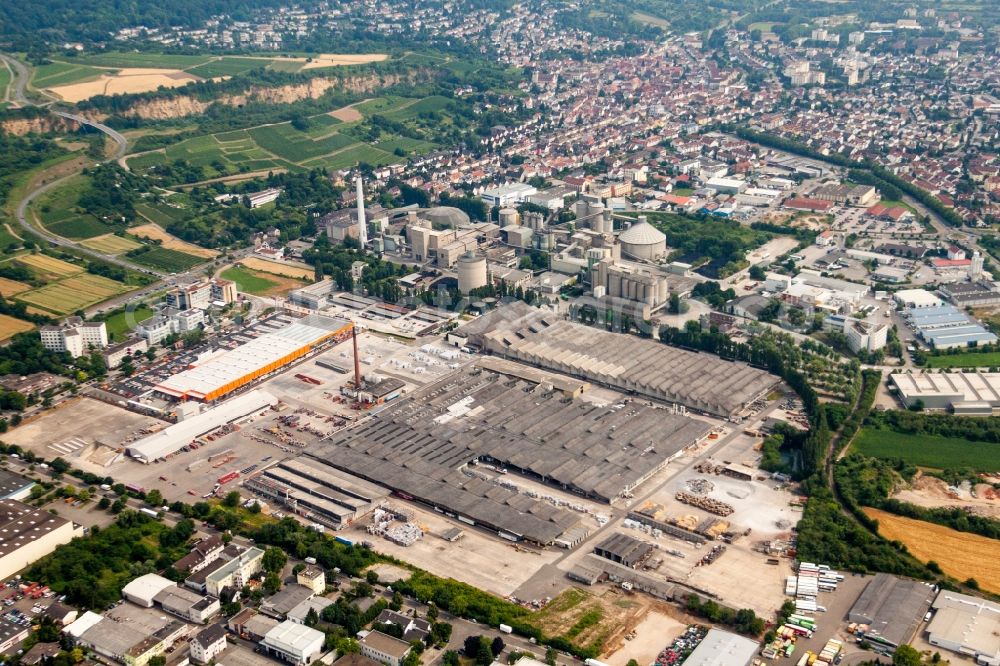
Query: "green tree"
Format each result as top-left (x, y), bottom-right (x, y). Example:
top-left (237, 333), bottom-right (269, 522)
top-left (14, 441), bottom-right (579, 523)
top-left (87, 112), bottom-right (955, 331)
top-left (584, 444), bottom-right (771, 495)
top-left (263, 572), bottom-right (282, 595)
top-left (893, 645), bottom-right (922, 666)
top-left (145, 489), bottom-right (163, 508)
top-left (223, 490), bottom-right (240, 507)
top-left (262, 547), bottom-right (288, 574)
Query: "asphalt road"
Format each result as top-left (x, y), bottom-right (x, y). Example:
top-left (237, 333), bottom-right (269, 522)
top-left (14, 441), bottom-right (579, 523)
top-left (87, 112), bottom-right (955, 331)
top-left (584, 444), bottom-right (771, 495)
top-left (55, 110), bottom-right (129, 160)
top-left (0, 53), bottom-right (32, 105)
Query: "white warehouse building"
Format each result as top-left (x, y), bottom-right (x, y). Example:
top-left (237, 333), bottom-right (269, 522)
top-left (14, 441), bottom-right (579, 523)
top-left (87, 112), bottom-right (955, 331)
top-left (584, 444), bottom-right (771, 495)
top-left (260, 621), bottom-right (325, 666)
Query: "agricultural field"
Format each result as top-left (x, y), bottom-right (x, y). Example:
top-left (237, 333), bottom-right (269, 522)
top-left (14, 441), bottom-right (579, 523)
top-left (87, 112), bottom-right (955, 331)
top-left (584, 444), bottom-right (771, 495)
top-left (31, 62), bottom-right (104, 88)
top-left (0, 224), bottom-right (22, 250)
top-left (865, 508), bottom-right (1000, 594)
top-left (134, 202), bottom-right (184, 227)
top-left (127, 247), bottom-right (205, 272)
top-left (925, 351), bottom-right (1000, 368)
top-left (299, 53), bottom-right (388, 69)
top-left (36, 52), bottom-right (391, 102)
top-left (69, 53), bottom-right (213, 69)
top-left (33, 174), bottom-right (116, 240)
top-left (46, 217), bottom-right (111, 239)
top-left (80, 234), bottom-right (143, 254)
top-left (127, 95), bottom-right (445, 180)
top-left (0, 62), bottom-right (10, 100)
top-left (17, 274), bottom-right (130, 315)
top-left (46, 69), bottom-right (202, 103)
top-left (129, 223), bottom-right (218, 258)
top-left (128, 131), bottom-right (293, 179)
top-left (853, 427), bottom-right (1000, 472)
top-left (0, 314), bottom-right (34, 341)
top-left (15, 254), bottom-right (83, 280)
top-left (248, 120), bottom-right (356, 163)
top-left (220, 265), bottom-right (305, 296)
top-left (0, 277), bottom-right (30, 297)
top-left (239, 257), bottom-right (315, 280)
top-left (183, 57), bottom-right (269, 78)
top-left (631, 10), bottom-right (671, 27)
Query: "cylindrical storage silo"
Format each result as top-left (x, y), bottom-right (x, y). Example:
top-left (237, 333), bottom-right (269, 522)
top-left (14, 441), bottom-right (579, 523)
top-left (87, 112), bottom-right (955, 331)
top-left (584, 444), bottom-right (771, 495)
top-left (499, 208), bottom-right (520, 227)
top-left (457, 252), bottom-right (488, 294)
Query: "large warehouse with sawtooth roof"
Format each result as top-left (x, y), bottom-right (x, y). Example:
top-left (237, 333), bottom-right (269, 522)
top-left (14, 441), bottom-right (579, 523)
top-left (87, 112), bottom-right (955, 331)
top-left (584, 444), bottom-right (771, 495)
top-left (454, 302), bottom-right (778, 418)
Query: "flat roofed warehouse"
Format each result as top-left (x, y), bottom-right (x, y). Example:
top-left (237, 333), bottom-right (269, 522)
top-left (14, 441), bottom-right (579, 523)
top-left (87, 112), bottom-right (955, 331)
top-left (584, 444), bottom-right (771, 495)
top-left (890, 371), bottom-right (1000, 412)
top-left (309, 363), bottom-right (712, 545)
top-left (155, 314), bottom-right (353, 402)
top-left (683, 628), bottom-right (759, 666)
top-left (0, 499), bottom-right (83, 581)
top-left (126, 389), bottom-right (278, 463)
top-left (926, 590), bottom-right (1000, 664)
top-left (455, 303), bottom-right (778, 417)
top-left (848, 573), bottom-right (936, 648)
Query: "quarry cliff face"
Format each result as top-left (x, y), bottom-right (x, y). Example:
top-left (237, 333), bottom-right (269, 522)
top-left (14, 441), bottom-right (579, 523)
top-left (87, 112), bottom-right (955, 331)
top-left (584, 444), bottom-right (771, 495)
top-left (109, 72), bottom-right (410, 120)
top-left (1, 115), bottom-right (80, 136)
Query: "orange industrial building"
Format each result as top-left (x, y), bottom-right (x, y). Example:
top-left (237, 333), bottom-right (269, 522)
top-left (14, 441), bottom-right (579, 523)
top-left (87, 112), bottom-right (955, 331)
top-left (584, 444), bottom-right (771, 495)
top-left (155, 314), bottom-right (353, 402)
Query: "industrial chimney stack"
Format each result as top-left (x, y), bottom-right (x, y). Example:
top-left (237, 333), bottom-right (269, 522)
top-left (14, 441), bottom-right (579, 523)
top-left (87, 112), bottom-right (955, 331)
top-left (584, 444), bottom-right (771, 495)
top-left (352, 325), bottom-right (363, 390)
top-left (356, 176), bottom-right (368, 246)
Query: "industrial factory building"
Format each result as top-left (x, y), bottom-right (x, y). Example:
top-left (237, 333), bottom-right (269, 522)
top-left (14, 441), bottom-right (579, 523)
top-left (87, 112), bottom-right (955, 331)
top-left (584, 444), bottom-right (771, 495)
top-left (309, 362), bottom-right (712, 545)
top-left (593, 533), bottom-right (653, 568)
top-left (0, 499), bottom-right (84, 581)
top-left (904, 304), bottom-right (997, 349)
top-left (126, 389), bottom-right (279, 463)
top-left (848, 573), bottom-right (936, 648)
top-left (455, 303), bottom-right (778, 418)
top-left (889, 371), bottom-right (1000, 414)
top-left (245, 458), bottom-right (389, 528)
top-left (155, 315), bottom-right (353, 402)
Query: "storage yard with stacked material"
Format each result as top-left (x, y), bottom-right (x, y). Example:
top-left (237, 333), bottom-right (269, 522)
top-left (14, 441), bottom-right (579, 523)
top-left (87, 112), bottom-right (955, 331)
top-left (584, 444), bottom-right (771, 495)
top-left (455, 302), bottom-right (779, 418)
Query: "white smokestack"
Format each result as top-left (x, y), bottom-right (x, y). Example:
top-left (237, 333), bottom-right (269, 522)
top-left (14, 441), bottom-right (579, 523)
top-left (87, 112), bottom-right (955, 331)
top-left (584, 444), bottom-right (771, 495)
top-left (356, 176), bottom-right (368, 246)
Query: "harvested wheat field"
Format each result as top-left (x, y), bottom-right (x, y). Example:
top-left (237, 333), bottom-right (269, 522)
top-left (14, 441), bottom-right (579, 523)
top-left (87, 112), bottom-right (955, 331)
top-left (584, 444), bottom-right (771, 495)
top-left (48, 69), bottom-right (201, 103)
top-left (301, 53), bottom-right (388, 69)
top-left (865, 508), bottom-right (1000, 593)
top-left (0, 314), bottom-right (34, 341)
top-left (240, 257), bottom-right (314, 279)
top-left (130, 223), bottom-right (218, 258)
top-left (81, 234), bottom-right (142, 254)
top-left (0, 277), bottom-right (30, 297)
top-left (329, 102), bottom-right (365, 122)
top-left (16, 254), bottom-right (83, 278)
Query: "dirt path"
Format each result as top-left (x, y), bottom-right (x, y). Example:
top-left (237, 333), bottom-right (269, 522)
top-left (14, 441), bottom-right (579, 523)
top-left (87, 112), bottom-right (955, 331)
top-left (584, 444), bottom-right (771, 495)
top-left (4, 223), bottom-right (22, 241)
